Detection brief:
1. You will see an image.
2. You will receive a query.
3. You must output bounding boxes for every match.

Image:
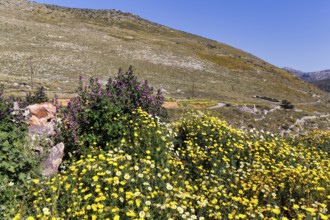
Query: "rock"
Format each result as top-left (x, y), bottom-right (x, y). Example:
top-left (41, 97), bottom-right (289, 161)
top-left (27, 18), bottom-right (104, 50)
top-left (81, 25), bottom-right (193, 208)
top-left (11, 102), bottom-right (21, 116)
top-left (27, 103), bottom-right (56, 120)
top-left (208, 102), bottom-right (226, 109)
top-left (27, 103), bottom-right (57, 135)
top-left (238, 105), bottom-right (257, 114)
top-left (13, 102), bottom-right (20, 110)
top-left (29, 115), bottom-right (41, 126)
top-left (28, 125), bottom-right (54, 136)
top-left (23, 103), bottom-right (64, 177)
top-left (42, 142), bottom-right (65, 177)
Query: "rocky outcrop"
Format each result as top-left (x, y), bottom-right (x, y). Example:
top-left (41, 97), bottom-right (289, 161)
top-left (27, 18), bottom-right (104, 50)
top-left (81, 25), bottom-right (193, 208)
top-left (24, 102), bottom-right (65, 177)
top-left (27, 103), bottom-right (57, 137)
top-left (27, 103), bottom-right (56, 124)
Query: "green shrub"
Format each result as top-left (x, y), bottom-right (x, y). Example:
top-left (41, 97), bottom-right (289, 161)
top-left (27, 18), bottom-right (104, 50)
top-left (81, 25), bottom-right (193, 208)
top-left (0, 86), bottom-right (34, 183)
top-left (0, 86), bottom-right (40, 218)
top-left (173, 112), bottom-right (329, 219)
top-left (291, 130), bottom-right (330, 154)
top-left (25, 86), bottom-right (49, 106)
top-left (280, 100), bottom-right (294, 110)
top-left (173, 111), bottom-right (247, 180)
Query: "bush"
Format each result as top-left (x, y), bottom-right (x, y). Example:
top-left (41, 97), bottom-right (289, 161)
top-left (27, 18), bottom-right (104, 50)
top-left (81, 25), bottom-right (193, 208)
top-left (174, 111), bottom-right (247, 179)
top-left (0, 86), bottom-right (39, 218)
top-left (291, 130), bottom-right (330, 154)
top-left (280, 100), bottom-right (294, 110)
top-left (59, 67), bottom-right (168, 156)
top-left (106, 66), bottom-right (167, 118)
top-left (0, 86), bottom-right (34, 183)
top-left (24, 86), bottom-right (49, 106)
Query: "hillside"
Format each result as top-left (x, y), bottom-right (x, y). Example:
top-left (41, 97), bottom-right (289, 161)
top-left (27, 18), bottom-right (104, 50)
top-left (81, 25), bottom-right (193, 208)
top-left (0, 0), bottom-right (329, 134)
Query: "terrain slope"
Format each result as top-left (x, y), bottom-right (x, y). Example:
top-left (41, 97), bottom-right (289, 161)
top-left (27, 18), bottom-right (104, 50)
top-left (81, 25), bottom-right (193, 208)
top-left (0, 0), bottom-right (329, 133)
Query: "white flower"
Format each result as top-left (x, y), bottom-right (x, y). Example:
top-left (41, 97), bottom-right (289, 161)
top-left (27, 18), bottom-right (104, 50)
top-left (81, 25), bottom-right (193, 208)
top-left (177, 206), bottom-right (184, 214)
top-left (139, 211), bottom-right (146, 218)
top-left (166, 183), bottom-right (173, 190)
top-left (42, 207), bottom-right (50, 215)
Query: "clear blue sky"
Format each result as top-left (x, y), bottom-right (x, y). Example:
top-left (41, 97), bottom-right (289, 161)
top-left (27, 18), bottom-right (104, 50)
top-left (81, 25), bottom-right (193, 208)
top-left (33, 0), bottom-right (330, 72)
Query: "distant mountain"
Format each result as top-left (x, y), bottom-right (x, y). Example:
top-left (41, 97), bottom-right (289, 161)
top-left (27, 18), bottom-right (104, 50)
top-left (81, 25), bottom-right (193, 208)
top-left (283, 67), bottom-right (330, 82)
top-left (283, 68), bottom-right (330, 92)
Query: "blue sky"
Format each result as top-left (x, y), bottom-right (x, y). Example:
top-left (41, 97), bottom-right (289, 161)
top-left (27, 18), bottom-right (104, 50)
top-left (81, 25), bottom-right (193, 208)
top-left (33, 0), bottom-right (330, 72)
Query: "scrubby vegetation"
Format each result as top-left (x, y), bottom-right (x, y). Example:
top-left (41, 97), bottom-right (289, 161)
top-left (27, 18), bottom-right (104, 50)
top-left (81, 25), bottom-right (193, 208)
top-left (0, 69), bottom-right (329, 220)
top-left (0, 85), bottom-right (40, 217)
top-left (24, 86), bottom-right (49, 106)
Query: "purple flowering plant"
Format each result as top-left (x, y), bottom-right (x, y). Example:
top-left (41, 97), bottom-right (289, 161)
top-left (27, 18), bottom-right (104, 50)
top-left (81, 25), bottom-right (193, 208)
top-left (59, 66), bottom-right (168, 156)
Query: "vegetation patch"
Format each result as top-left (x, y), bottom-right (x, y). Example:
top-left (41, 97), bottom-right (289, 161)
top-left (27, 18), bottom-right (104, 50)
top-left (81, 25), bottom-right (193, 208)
top-left (0, 69), bottom-right (329, 220)
top-left (8, 111), bottom-right (330, 220)
top-left (196, 52), bottom-right (254, 71)
top-left (177, 99), bottom-right (217, 109)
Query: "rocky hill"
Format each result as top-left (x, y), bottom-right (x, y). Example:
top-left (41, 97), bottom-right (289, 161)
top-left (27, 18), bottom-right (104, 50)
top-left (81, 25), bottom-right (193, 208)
top-left (0, 0), bottom-right (329, 134)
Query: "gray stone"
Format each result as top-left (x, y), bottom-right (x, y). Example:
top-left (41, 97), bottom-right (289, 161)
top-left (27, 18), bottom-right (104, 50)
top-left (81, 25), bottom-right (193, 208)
top-left (42, 142), bottom-right (65, 177)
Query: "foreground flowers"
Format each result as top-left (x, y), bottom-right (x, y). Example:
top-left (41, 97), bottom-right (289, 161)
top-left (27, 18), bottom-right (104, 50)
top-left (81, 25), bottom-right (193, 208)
top-left (16, 111), bottom-right (330, 219)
